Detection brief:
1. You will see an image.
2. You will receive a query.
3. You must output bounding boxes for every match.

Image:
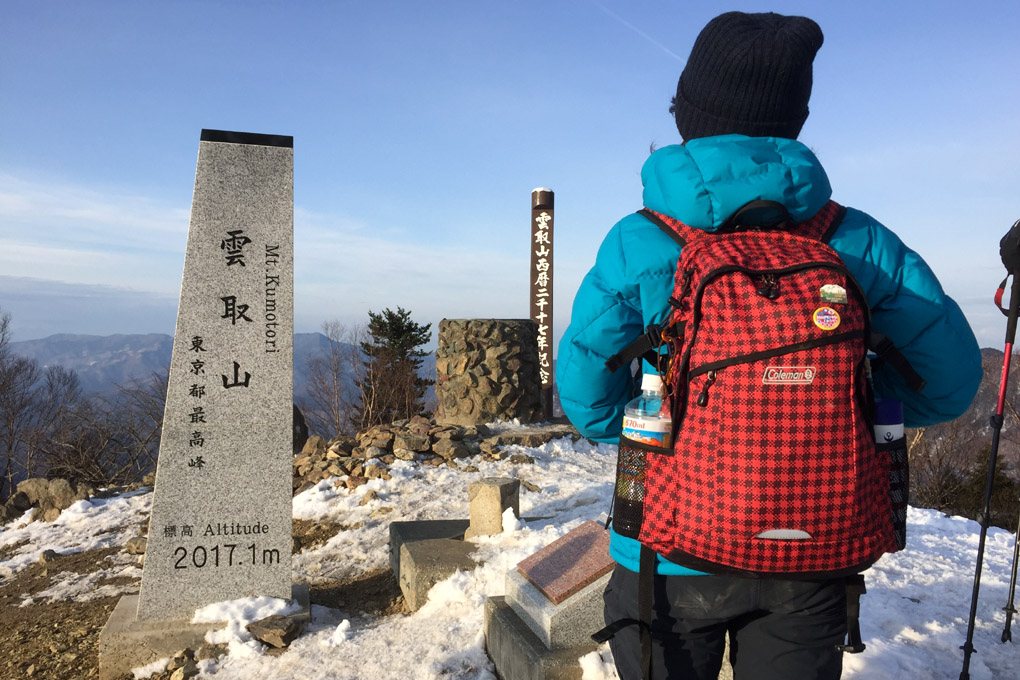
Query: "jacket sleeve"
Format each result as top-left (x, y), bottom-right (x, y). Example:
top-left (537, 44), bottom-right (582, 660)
top-left (830, 208), bottom-right (982, 427)
top-left (556, 223), bottom-right (645, 443)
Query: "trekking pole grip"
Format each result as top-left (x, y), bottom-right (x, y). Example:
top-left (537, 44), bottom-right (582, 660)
top-left (1000, 219), bottom-right (1020, 342)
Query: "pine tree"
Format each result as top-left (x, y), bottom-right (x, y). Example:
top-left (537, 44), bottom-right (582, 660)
top-left (354, 307), bottom-right (433, 430)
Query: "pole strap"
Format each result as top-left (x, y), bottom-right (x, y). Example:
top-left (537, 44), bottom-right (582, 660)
top-left (639, 545), bottom-right (656, 680)
top-left (837, 574), bottom-right (867, 654)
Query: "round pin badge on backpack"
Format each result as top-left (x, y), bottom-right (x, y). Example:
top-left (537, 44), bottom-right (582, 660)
top-left (813, 306), bottom-right (841, 330)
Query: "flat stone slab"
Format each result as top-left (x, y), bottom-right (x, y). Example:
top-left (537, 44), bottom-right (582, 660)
top-left (389, 520), bottom-right (477, 611)
top-left (517, 520), bottom-right (613, 604)
top-left (484, 596), bottom-right (596, 680)
top-left (99, 585), bottom-right (309, 680)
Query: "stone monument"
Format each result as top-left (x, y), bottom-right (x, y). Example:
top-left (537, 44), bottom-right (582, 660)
top-left (136, 128), bottom-right (295, 619)
top-left (100, 129), bottom-right (301, 679)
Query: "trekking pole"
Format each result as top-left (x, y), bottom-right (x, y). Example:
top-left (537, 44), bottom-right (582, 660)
top-left (960, 218), bottom-right (1020, 680)
top-left (1003, 502), bottom-right (1020, 642)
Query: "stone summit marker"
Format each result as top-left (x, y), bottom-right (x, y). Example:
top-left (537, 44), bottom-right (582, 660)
top-left (136, 128), bottom-right (295, 620)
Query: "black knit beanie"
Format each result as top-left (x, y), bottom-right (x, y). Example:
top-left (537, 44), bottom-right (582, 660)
top-left (672, 12), bottom-right (824, 141)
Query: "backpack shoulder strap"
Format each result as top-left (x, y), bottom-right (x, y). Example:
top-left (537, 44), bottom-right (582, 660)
top-left (639, 200), bottom-right (847, 245)
top-left (637, 208), bottom-right (697, 247)
top-left (794, 200), bottom-right (847, 243)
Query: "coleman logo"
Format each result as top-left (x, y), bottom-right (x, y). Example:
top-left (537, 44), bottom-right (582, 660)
top-left (763, 366), bottom-right (817, 385)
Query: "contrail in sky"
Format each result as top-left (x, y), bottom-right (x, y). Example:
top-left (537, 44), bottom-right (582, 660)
top-left (588, 0), bottom-right (686, 63)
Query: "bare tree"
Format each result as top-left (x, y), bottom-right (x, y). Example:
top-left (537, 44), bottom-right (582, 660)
top-left (907, 416), bottom-right (979, 512)
top-left (0, 309), bottom-right (42, 498)
top-left (109, 370), bottom-right (168, 474)
top-left (299, 322), bottom-right (364, 438)
top-left (0, 310), bottom-right (94, 497)
top-left (22, 365), bottom-right (83, 478)
top-left (44, 371), bottom-right (167, 488)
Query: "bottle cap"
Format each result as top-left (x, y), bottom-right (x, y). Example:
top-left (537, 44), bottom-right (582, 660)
top-left (641, 373), bottom-right (663, 392)
top-left (874, 398), bottom-right (903, 425)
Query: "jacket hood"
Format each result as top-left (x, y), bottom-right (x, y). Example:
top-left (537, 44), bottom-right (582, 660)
top-left (641, 135), bottom-right (832, 231)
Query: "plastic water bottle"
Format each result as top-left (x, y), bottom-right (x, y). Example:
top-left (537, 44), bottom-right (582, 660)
top-left (613, 373), bottom-right (672, 538)
top-left (875, 397), bottom-right (908, 550)
top-left (622, 373), bottom-right (672, 447)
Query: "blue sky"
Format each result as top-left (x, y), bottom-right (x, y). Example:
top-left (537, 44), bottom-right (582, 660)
top-left (2, 0), bottom-right (1018, 351)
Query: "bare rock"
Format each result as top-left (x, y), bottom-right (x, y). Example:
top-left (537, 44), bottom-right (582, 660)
top-left (394, 433), bottom-right (431, 452)
top-left (48, 478), bottom-right (77, 511)
top-left (365, 465), bottom-right (388, 480)
top-left (170, 661), bottom-right (199, 680)
top-left (6, 490), bottom-right (32, 512)
top-left (126, 536), bottom-right (148, 555)
top-left (432, 439), bottom-right (471, 460)
top-left (392, 448), bottom-right (417, 461)
top-left (301, 435), bottom-right (328, 457)
top-left (38, 549), bottom-right (60, 563)
top-left (16, 478), bottom-right (50, 505)
top-left (72, 483), bottom-right (95, 503)
top-left (364, 446), bottom-right (388, 459)
top-left (245, 614), bottom-right (304, 649)
top-left (42, 507), bottom-right (62, 522)
top-left (327, 435), bottom-right (357, 456)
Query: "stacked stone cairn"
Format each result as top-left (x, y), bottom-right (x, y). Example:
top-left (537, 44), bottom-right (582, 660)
top-left (434, 319), bottom-right (544, 426)
top-left (292, 415), bottom-right (578, 495)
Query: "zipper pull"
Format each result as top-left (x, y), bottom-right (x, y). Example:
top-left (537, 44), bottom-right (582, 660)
top-left (755, 274), bottom-right (780, 300)
top-left (696, 370), bottom-right (717, 407)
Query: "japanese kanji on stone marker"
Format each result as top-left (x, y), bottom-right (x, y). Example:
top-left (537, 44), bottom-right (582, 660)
top-left (136, 129), bottom-right (294, 621)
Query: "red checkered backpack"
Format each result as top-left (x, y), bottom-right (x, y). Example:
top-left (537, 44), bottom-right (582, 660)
top-left (606, 200), bottom-right (923, 579)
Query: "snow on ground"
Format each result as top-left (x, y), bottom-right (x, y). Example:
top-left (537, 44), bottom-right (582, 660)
top-left (1, 432), bottom-right (1019, 679)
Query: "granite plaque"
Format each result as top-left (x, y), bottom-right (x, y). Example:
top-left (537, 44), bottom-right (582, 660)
top-left (516, 520), bottom-right (614, 605)
top-left (136, 129), bottom-right (294, 621)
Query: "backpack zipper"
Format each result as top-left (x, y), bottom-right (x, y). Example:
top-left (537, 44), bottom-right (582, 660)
top-left (695, 370), bottom-right (717, 406)
top-left (670, 260), bottom-right (871, 428)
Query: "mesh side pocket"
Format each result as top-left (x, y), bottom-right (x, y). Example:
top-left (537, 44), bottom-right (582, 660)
top-left (613, 435), bottom-right (671, 539)
top-left (883, 437), bottom-right (909, 551)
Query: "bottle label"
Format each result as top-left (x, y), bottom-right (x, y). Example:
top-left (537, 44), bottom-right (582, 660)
top-left (875, 423), bottom-right (904, 443)
top-left (622, 415), bottom-right (670, 447)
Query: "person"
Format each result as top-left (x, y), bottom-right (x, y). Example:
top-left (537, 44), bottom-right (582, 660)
top-left (556, 11), bottom-right (982, 680)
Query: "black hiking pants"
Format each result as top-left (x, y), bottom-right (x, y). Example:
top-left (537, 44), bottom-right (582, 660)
top-left (603, 564), bottom-right (847, 680)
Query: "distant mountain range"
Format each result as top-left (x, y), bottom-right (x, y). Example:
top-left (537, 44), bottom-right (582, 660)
top-left (6, 332), bottom-right (431, 401)
top-left (7, 335), bottom-right (1013, 468)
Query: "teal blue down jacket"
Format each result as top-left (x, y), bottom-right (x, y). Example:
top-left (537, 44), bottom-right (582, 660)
top-left (556, 134), bottom-right (982, 575)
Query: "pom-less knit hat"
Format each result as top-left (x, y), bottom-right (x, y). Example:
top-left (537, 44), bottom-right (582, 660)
top-left (672, 12), bottom-right (824, 141)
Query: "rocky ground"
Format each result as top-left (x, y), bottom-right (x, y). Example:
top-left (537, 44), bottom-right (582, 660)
top-left (0, 520), bottom-right (406, 680)
top-left (0, 418), bottom-right (579, 680)
top-left (0, 521), bottom-right (405, 680)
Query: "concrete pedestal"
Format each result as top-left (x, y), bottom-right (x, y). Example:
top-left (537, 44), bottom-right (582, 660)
top-left (389, 520), bottom-right (477, 611)
top-left (484, 596), bottom-right (596, 680)
top-left (506, 568), bottom-right (610, 650)
top-left (98, 585), bottom-right (309, 680)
